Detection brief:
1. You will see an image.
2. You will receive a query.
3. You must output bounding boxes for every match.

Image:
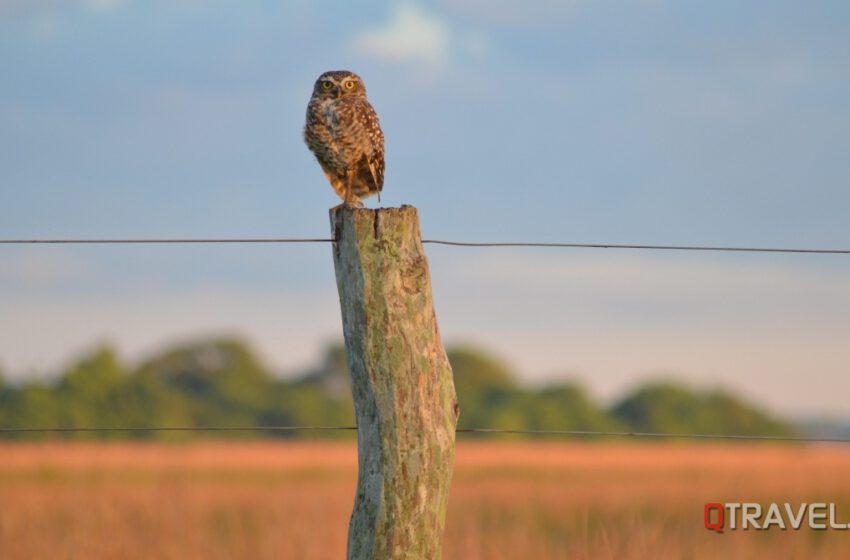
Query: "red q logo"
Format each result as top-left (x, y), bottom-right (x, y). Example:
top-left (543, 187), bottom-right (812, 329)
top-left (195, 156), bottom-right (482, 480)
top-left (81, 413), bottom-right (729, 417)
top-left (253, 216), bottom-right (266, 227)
top-left (704, 503), bottom-right (725, 533)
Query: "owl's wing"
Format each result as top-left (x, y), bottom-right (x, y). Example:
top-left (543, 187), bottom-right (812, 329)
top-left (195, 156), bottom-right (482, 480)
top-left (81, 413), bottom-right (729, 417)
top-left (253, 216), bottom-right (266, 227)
top-left (357, 99), bottom-right (385, 193)
top-left (367, 151), bottom-right (385, 193)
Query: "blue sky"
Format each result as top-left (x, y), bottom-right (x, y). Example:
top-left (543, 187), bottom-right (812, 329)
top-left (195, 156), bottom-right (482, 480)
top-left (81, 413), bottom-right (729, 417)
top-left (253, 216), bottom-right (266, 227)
top-left (1, 1), bottom-right (849, 416)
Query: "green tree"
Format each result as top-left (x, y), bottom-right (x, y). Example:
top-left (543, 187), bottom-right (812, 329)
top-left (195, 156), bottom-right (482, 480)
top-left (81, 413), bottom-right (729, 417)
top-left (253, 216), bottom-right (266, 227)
top-left (1, 381), bottom-right (60, 440)
top-left (524, 384), bottom-right (624, 433)
top-left (299, 344), bottom-right (352, 399)
top-left (448, 345), bottom-right (521, 430)
top-left (0, 338), bottom-right (800, 442)
top-left (55, 346), bottom-right (127, 437)
top-left (135, 338), bottom-right (273, 432)
top-left (611, 381), bottom-right (795, 437)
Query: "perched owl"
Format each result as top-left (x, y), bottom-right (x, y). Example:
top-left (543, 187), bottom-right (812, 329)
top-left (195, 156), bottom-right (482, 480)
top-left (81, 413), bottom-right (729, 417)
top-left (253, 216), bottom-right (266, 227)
top-left (304, 70), bottom-right (385, 208)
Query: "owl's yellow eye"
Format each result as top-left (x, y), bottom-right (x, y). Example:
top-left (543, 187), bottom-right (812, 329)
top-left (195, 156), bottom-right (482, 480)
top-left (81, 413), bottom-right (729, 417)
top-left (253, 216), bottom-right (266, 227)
top-left (322, 81), bottom-right (333, 90)
top-left (344, 80), bottom-right (355, 90)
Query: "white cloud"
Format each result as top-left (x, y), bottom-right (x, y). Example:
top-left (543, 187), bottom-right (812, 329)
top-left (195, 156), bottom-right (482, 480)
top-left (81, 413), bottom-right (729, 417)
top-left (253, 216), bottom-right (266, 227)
top-left (353, 3), bottom-right (450, 67)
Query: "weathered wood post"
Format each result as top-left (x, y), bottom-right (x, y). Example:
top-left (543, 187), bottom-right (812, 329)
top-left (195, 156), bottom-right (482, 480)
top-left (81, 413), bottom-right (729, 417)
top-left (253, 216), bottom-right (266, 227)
top-left (330, 205), bottom-right (459, 559)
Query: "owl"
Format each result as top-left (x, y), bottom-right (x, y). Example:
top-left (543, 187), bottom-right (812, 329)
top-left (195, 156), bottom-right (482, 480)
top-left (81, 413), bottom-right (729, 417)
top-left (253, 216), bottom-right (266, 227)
top-left (304, 70), bottom-right (385, 208)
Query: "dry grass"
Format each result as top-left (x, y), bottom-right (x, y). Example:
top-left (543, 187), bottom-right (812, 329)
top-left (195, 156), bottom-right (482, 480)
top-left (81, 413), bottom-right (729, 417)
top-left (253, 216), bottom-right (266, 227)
top-left (2, 441), bottom-right (850, 559)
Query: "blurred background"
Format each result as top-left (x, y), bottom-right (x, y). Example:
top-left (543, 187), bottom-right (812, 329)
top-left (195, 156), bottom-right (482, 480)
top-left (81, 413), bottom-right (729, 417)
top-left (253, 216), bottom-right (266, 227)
top-left (3, 3), bottom-right (850, 559)
top-left (1, 0), bottom-right (849, 426)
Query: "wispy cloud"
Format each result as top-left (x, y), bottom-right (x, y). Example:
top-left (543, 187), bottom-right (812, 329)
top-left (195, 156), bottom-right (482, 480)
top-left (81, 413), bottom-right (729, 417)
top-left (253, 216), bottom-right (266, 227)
top-left (353, 3), bottom-right (450, 68)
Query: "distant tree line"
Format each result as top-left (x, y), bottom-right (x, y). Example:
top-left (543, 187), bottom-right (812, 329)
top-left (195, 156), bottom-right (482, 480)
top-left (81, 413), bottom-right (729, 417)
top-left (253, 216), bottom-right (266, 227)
top-left (0, 338), bottom-right (795, 440)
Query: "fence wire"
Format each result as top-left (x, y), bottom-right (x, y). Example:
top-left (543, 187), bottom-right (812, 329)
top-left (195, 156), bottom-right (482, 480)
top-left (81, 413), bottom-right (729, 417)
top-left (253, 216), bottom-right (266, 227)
top-left (0, 237), bottom-right (849, 254)
top-left (0, 425), bottom-right (847, 443)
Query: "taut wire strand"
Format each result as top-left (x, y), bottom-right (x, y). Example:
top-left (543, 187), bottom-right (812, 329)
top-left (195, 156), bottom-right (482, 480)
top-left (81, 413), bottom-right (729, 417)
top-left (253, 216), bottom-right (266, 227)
top-left (1, 425), bottom-right (847, 443)
top-left (0, 237), bottom-right (848, 254)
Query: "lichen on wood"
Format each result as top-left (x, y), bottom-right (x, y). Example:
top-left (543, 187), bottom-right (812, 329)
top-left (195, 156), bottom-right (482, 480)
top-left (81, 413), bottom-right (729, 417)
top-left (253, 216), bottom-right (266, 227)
top-left (330, 205), bottom-right (459, 560)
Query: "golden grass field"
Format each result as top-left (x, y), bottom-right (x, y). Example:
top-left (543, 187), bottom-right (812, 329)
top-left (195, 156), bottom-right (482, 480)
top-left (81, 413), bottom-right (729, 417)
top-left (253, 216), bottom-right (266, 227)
top-left (2, 441), bottom-right (850, 559)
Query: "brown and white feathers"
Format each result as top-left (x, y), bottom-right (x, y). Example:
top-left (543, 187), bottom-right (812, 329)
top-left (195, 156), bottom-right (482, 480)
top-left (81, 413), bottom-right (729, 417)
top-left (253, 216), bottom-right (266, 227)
top-left (304, 70), bottom-right (385, 207)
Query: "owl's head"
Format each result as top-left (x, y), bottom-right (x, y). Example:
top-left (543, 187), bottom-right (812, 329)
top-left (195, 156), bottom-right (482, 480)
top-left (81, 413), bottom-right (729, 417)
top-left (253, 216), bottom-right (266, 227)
top-left (312, 70), bottom-right (367, 99)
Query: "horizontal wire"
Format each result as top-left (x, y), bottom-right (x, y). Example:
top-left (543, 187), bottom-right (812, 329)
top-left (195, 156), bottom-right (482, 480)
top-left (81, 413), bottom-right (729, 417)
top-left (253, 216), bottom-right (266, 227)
top-left (456, 428), bottom-right (850, 443)
top-left (0, 238), bottom-right (334, 244)
top-left (0, 425), bottom-right (847, 443)
top-left (0, 237), bottom-right (848, 254)
top-left (0, 426), bottom-right (355, 433)
top-left (422, 240), bottom-right (850, 254)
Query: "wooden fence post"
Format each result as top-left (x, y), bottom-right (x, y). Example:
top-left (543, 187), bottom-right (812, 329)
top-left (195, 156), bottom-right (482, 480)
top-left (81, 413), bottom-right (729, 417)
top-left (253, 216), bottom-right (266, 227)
top-left (330, 205), bottom-right (459, 560)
